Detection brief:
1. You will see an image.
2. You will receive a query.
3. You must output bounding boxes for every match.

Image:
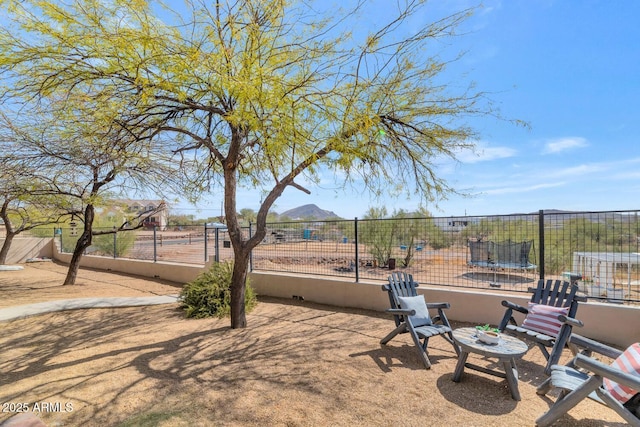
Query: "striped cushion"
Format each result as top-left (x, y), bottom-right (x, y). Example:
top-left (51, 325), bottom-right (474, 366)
top-left (603, 343), bottom-right (640, 403)
top-left (521, 302), bottom-right (569, 338)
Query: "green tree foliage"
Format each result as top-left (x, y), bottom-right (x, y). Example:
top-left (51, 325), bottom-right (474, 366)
top-left (360, 207), bottom-right (452, 267)
top-left (91, 222), bottom-right (137, 258)
top-left (239, 208), bottom-right (257, 226)
top-left (0, 0), bottom-right (504, 327)
top-left (0, 96), bottom-right (175, 284)
top-left (360, 207), bottom-right (397, 266)
top-left (393, 210), bottom-right (419, 267)
top-left (167, 214), bottom-right (198, 227)
top-left (180, 261), bottom-right (257, 319)
top-left (0, 127), bottom-right (71, 264)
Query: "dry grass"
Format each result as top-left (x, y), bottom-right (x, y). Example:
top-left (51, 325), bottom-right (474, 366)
top-left (0, 262), bottom-right (628, 426)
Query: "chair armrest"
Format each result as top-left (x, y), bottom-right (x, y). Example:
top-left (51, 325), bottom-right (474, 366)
top-left (426, 302), bottom-right (450, 310)
top-left (501, 300), bottom-right (528, 314)
top-left (558, 314), bottom-right (584, 329)
top-left (574, 353), bottom-right (640, 391)
top-left (569, 334), bottom-right (623, 359)
top-left (386, 308), bottom-right (415, 317)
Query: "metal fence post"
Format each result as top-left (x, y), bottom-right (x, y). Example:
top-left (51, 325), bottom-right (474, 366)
top-left (153, 225), bottom-right (157, 262)
top-left (113, 227), bottom-right (117, 259)
top-left (204, 224), bottom-right (208, 263)
top-left (215, 227), bottom-right (219, 262)
top-left (249, 222), bottom-right (253, 272)
top-left (538, 209), bottom-right (545, 280)
top-left (354, 217), bottom-right (359, 282)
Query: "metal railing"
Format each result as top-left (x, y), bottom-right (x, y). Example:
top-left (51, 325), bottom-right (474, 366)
top-left (51, 209), bottom-right (640, 304)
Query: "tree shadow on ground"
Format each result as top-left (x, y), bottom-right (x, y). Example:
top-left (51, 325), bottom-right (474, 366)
top-left (0, 300), bottom-right (391, 425)
top-left (0, 297), bottom-right (629, 426)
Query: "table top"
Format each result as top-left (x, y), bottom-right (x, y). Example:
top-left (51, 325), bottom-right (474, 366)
top-left (453, 327), bottom-right (528, 359)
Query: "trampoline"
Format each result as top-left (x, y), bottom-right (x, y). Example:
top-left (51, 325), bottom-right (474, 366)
top-left (462, 271), bottom-right (534, 285)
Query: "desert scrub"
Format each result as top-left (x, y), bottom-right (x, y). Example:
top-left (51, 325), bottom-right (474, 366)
top-left (179, 261), bottom-right (257, 319)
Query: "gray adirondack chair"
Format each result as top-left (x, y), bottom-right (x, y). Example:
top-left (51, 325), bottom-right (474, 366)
top-left (380, 271), bottom-right (459, 369)
top-left (498, 279), bottom-right (587, 374)
top-left (536, 334), bottom-right (640, 427)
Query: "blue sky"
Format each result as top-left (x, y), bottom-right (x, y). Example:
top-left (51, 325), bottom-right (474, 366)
top-left (174, 0), bottom-right (640, 219)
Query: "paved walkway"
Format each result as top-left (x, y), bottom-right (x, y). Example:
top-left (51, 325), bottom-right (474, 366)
top-left (0, 412), bottom-right (47, 427)
top-left (0, 295), bottom-right (180, 322)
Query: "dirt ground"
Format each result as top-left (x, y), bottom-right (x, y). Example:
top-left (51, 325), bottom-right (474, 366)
top-left (0, 261), bottom-right (628, 426)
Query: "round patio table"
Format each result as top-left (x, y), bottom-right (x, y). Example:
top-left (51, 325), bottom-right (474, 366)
top-left (451, 327), bottom-right (529, 401)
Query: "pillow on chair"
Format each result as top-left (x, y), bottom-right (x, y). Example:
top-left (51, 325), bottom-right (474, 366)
top-left (521, 302), bottom-right (569, 337)
top-left (397, 295), bottom-right (432, 327)
top-left (603, 342), bottom-right (640, 403)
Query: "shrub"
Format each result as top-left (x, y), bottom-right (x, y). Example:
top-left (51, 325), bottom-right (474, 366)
top-left (179, 261), bottom-right (257, 319)
top-left (92, 230), bottom-right (137, 257)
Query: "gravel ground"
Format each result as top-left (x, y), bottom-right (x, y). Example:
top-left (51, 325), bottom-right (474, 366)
top-left (0, 262), bottom-right (627, 427)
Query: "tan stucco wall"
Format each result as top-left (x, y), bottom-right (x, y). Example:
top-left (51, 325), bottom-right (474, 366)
top-left (249, 271), bottom-right (640, 349)
top-left (0, 237), bottom-right (53, 264)
top-left (53, 250), bottom-right (210, 284)
top-left (47, 240), bottom-right (639, 349)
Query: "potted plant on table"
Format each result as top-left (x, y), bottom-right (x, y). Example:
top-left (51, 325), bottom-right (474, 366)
top-left (475, 324), bottom-right (500, 344)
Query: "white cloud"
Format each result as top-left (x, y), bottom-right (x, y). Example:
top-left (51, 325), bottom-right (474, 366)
top-left (551, 164), bottom-right (607, 178)
top-left (542, 137), bottom-right (588, 154)
top-left (482, 181), bottom-right (565, 195)
top-left (611, 170), bottom-right (640, 180)
top-left (456, 144), bottom-right (517, 164)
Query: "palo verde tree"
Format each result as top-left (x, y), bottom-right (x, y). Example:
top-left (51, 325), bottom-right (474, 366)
top-left (2, 101), bottom-right (174, 285)
top-left (0, 150), bottom-right (68, 264)
top-left (0, 0), bottom-right (508, 328)
top-left (360, 206), bottom-right (399, 267)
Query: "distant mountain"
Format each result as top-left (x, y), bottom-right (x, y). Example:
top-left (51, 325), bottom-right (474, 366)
top-left (279, 204), bottom-right (341, 220)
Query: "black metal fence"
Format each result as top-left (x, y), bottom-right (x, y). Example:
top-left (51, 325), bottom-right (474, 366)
top-left (56, 224), bottom-right (237, 265)
top-left (53, 209), bottom-right (640, 304)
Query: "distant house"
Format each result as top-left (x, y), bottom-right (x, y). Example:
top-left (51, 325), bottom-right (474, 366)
top-left (113, 199), bottom-right (169, 231)
top-left (432, 216), bottom-right (479, 232)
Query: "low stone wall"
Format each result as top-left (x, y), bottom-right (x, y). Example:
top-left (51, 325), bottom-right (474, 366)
top-left (47, 240), bottom-right (639, 349)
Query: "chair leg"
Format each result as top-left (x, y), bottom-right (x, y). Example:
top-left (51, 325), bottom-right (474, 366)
top-left (422, 337), bottom-right (429, 351)
top-left (596, 389), bottom-right (640, 427)
top-left (409, 329), bottom-right (432, 369)
top-left (536, 342), bottom-right (551, 361)
top-left (535, 376), bottom-right (602, 427)
top-left (498, 308), bottom-right (513, 331)
top-left (536, 376), bottom-right (553, 396)
top-left (439, 329), bottom-right (460, 356)
top-left (380, 323), bottom-right (406, 345)
top-left (436, 310), bottom-right (460, 356)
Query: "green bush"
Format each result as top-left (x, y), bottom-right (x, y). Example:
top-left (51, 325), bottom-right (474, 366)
top-left (179, 261), bottom-right (257, 319)
top-left (92, 230), bottom-right (137, 257)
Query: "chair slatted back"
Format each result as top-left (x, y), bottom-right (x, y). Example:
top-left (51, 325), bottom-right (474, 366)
top-left (384, 271), bottom-right (418, 326)
top-left (529, 279), bottom-right (585, 318)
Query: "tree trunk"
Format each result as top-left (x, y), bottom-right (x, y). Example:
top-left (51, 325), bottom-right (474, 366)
top-left (0, 200), bottom-right (15, 265)
top-left (0, 232), bottom-right (15, 264)
top-left (63, 204), bottom-right (95, 285)
top-left (230, 252), bottom-right (249, 329)
top-left (223, 126), bottom-right (278, 329)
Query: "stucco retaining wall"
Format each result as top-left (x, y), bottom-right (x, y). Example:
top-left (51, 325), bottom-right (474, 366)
top-left (0, 237), bottom-right (53, 264)
top-left (248, 271), bottom-right (640, 349)
top-left (46, 240), bottom-right (640, 348)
